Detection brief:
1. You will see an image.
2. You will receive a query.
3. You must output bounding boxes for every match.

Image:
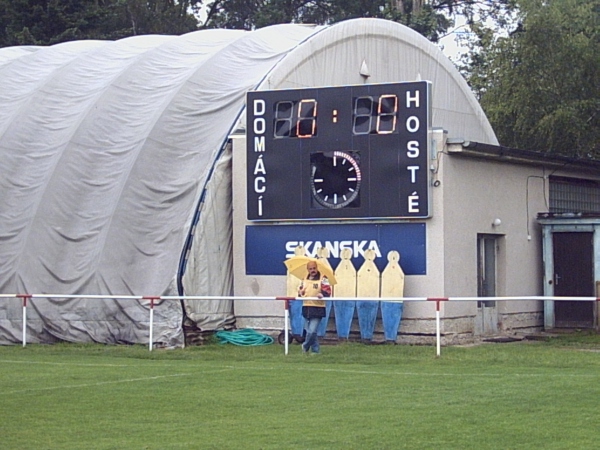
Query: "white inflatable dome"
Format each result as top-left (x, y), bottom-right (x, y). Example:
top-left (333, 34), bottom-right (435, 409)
top-left (0, 19), bottom-right (497, 347)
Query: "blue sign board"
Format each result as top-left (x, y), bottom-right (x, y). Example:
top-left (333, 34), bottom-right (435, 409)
top-left (245, 223), bottom-right (426, 276)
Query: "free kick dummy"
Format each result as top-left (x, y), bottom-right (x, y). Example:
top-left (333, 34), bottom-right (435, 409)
top-left (333, 247), bottom-right (356, 339)
top-left (286, 245), bottom-right (306, 340)
top-left (315, 247), bottom-right (333, 337)
top-left (356, 249), bottom-right (380, 342)
top-left (380, 251), bottom-right (405, 343)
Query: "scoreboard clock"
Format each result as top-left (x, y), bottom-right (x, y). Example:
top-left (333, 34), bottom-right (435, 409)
top-left (246, 81), bottom-right (431, 220)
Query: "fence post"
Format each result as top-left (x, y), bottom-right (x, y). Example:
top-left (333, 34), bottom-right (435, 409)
top-left (276, 297), bottom-right (294, 355)
top-left (596, 282), bottom-right (600, 331)
top-left (428, 298), bottom-right (448, 357)
top-left (17, 294), bottom-right (31, 347)
top-left (143, 297), bottom-right (160, 351)
top-left (284, 300), bottom-right (289, 355)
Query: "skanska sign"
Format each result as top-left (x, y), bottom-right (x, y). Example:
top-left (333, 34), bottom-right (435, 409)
top-left (245, 223), bottom-right (426, 276)
top-left (284, 239), bottom-right (383, 259)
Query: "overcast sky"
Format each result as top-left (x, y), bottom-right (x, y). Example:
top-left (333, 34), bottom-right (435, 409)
top-left (438, 15), bottom-right (471, 62)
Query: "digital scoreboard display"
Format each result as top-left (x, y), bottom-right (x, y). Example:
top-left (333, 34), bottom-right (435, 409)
top-left (246, 81), bottom-right (431, 220)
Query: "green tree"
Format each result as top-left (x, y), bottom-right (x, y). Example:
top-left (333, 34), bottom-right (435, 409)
top-left (464, 0), bottom-right (599, 157)
top-left (202, 1), bottom-right (512, 43)
top-left (0, 0), bottom-right (203, 46)
top-left (0, 1), bottom-right (513, 46)
top-left (118, 0), bottom-right (204, 36)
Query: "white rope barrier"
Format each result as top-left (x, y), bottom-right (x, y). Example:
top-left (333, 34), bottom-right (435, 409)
top-left (1, 294), bottom-right (598, 355)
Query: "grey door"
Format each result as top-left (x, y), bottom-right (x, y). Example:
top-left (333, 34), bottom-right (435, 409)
top-left (553, 232), bottom-right (594, 328)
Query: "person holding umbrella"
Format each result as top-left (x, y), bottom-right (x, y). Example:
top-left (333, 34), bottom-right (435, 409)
top-left (298, 260), bottom-right (332, 354)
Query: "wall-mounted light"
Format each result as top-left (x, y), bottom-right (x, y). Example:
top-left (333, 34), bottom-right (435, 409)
top-left (359, 60), bottom-right (370, 78)
top-left (492, 218), bottom-right (502, 227)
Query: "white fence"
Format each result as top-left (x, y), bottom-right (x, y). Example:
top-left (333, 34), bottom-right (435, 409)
top-left (1, 294), bottom-right (598, 357)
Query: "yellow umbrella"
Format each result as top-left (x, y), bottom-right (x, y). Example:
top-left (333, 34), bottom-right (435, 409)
top-left (284, 255), bottom-right (337, 285)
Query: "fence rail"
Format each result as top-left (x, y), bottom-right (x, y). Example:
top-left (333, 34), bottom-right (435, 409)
top-left (1, 294), bottom-right (598, 356)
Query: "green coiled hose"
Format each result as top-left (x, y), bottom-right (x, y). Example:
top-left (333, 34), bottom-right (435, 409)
top-left (215, 329), bottom-right (274, 346)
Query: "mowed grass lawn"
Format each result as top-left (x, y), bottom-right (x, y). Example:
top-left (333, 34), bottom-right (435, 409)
top-left (1, 334), bottom-right (600, 450)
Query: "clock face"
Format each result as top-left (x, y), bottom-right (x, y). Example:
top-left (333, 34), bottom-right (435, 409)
top-left (310, 151), bottom-right (361, 209)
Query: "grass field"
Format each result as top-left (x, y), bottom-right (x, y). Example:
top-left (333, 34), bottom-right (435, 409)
top-left (2, 334), bottom-right (600, 449)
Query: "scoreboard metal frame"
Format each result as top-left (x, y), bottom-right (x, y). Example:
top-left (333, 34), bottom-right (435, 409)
top-left (246, 81), bottom-right (431, 221)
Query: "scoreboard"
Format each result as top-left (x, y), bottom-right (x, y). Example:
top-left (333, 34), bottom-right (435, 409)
top-left (246, 81), bottom-right (431, 220)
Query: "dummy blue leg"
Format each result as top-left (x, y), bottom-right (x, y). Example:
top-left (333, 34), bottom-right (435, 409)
top-left (357, 300), bottom-right (379, 341)
top-left (317, 300), bottom-right (332, 337)
top-left (334, 300), bottom-right (355, 339)
top-left (381, 301), bottom-right (404, 342)
top-left (289, 300), bottom-right (304, 337)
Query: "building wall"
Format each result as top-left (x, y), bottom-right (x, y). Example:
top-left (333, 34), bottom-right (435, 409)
top-left (233, 131), bottom-right (598, 340)
top-left (439, 146), bottom-right (548, 335)
top-left (231, 134), bottom-right (284, 330)
top-left (232, 131), bottom-right (448, 334)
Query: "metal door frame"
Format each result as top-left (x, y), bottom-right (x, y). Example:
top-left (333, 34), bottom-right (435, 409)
top-left (475, 234), bottom-right (500, 335)
top-left (538, 216), bottom-right (600, 329)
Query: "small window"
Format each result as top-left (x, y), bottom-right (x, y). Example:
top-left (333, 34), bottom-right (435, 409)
top-left (550, 176), bottom-right (600, 213)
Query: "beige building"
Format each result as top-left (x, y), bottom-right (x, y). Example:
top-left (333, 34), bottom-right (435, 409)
top-left (232, 129), bottom-right (600, 344)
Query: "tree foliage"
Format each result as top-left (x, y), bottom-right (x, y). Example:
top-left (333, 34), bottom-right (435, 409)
top-left (202, 0), bottom-right (505, 42)
top-left (1, 0), bottom-right (596, 158)
top-left (0, 0), bottom-right (203, 46)
top-left (464, 0), bottom-right (599, 157)
top-left (0, 1), bottom-right (513, 45)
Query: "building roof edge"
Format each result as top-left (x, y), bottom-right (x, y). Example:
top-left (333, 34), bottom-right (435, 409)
top-left (446, 140), bottom-right (600, 173)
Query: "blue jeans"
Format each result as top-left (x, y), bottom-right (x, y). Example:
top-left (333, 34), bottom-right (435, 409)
top-left (303, 317), bottom-right (322, 353)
